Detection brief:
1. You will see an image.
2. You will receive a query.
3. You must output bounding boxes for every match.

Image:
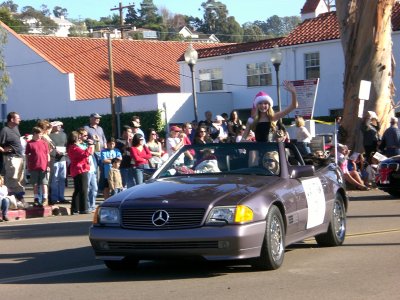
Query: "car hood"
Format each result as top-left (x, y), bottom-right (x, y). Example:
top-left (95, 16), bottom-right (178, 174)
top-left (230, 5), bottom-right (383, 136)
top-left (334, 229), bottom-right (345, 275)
top-left (106, 175), bottom-right (282, 209)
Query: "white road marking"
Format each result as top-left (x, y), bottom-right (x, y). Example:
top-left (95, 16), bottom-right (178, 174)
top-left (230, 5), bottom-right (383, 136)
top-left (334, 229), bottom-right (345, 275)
top-left (0, 265), bottom-right (105, 284)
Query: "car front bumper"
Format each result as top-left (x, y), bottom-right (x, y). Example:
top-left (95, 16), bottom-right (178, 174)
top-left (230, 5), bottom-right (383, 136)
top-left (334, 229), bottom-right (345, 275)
top-left (89, 221), bottom-right (266, 261)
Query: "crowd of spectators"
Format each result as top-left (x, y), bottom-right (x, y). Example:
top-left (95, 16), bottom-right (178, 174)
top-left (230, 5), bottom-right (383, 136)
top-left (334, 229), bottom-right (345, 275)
top-left (0, 106), bottom-right (399, 221)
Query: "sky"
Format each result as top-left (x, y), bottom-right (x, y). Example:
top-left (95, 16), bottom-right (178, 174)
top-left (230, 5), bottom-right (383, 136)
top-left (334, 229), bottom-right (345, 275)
top-left (15, 0), bottom-right (307, 24)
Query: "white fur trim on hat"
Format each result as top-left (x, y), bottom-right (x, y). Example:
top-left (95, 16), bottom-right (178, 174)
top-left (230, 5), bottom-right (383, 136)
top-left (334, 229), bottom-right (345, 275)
top-left (253, 91), bottom-right (273, 107)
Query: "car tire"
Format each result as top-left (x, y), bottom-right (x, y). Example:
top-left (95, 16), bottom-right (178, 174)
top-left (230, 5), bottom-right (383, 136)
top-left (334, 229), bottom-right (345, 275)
top-left (104, 257), bottom-right (139, 271)
top-left (315, 193), bottom-right (346, 247)
top-left (251, 205), bottom-right (285, 270)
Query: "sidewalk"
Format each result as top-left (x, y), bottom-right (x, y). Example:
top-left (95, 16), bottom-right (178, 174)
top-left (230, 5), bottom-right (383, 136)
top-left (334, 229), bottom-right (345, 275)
top-left (4, 185), bottom-right (103, 222)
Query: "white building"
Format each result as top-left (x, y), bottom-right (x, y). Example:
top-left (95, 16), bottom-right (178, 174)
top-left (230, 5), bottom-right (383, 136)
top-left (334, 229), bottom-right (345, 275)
top-left (22, 15), bottom-right (74, 37)
top-left (0, 21), bottom-right (230, 123)
top-left (2, 0), bottom-right (400, 127)
top-left (178, 1), bottom-right (400, 120)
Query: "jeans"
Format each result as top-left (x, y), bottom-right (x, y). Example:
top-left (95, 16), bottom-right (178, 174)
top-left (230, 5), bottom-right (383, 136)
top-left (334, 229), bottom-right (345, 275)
top-left (297, 142), bottom-right (311, 156)
top-left (120, 168), bottom-right (135, 188)
top-left (50, 161), bottom-right (67, 202)
top-left (1, 197), bottom-right (9, 218)
top-left (87, 171), bottom-right (98, 211)
top-left (133, 164), bottom-right (149, 185)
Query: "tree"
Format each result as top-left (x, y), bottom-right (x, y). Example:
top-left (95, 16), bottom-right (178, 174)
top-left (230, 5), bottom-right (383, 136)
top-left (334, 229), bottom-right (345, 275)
top-left (19, 6), bottom-right (58, 34)
top-left (186, 16), bottom-right (203, 31)
top-left (265, 15), bottom-right (283, 37)
top-left (53, 6), bottom-right (68, 18)
top-left (281, 16), bottom-right (301, 36)
top-left (40, 4), bottom-right (50, 17)
top-left (0, 7), bottom-right (29, 33)
top-left (225, 16), bottom-right (243, 42)
top-left (0, 0), bottom-right (18, 12)
top-left (242, 22), bottom-right (266, 42)
top-left (139, 0), bottom-right (160, 25)
top-left (323, 0), bottom-right (336, 11)
top-left (68, 21), bottom-right (87, 37)
top-left (124, 3), bottom-right (140, 25)
top-left (252, 16), bottom-right (301, 38)
top-left (200, 0), bottom-right (243, 42)
top-left (336, 0), bottom-right (396, 151)
top-left (0, 27), bottom-right (11, 101)
top-left (200, 0), bottom-right (227, 33)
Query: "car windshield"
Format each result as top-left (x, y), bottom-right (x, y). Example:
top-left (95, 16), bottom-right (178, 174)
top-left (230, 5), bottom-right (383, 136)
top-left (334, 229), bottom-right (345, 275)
top-left (157, 142), bottom-right (280, 178)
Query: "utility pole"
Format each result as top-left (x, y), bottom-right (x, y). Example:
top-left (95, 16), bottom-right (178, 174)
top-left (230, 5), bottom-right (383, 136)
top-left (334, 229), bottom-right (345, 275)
top-left (110, 2), bottom-right (135, 39)
top-left (107, 33), bottom-right (117, 138)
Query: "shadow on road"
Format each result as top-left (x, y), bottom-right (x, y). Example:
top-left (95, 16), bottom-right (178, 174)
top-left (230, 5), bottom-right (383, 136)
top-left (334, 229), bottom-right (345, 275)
top-left (348, 193), bottom-right (398, 202)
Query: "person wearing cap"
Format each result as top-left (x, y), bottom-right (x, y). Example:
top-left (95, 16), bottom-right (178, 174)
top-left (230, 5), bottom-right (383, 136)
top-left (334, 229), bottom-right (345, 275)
top-left (166, 125), bottom-right (185, 165)
top-left (379, 116), bottom-right (400, 157)
top-left (361, 111), bottom-right (381, 162)
top-left (84, 113), bottom-right (107, 151)
top-left (241, 80), bottom-right (298, 142)
top-left (132, 116), bottom-right (146, 143)
top-left (84, 113), bottom-right (108, 194)
top-left (210, 115), bottom-right (228, 143)
top-left (49, 120), bottom-right (68, 204)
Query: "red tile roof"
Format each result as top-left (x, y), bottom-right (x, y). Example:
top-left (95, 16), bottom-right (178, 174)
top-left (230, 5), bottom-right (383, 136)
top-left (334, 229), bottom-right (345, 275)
top-left (301, 0), bottom-right (322, 14)
top-left (281, 11), bottom-right (339, 46)
top-left (14, 34), bottom-right (226, 100)
top-left (186, 37), bottom-right (283, 60)
top-left (195, 2), bottom-right (400, 59)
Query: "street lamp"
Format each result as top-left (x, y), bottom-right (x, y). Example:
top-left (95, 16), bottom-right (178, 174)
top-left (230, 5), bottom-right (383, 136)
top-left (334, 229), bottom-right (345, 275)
top-left (184, 44), bottom-right (199, 123)
top-left (270, 45), bottom-right (282, 113)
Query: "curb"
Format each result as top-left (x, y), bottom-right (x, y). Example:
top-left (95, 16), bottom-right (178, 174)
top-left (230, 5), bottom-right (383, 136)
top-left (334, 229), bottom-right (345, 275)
top-left (5, 204), bottom-right (71, 221)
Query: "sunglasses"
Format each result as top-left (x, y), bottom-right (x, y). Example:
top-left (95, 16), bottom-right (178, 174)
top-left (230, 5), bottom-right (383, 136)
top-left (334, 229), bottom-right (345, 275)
top-left (199, 131), bottom-right (206, 133)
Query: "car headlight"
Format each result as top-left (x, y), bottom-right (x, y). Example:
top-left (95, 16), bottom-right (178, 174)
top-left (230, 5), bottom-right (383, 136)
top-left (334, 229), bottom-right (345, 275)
top-left (206, 205), bottom-right (253, 225)
top-left (96, 207), bottom-right (120, 225)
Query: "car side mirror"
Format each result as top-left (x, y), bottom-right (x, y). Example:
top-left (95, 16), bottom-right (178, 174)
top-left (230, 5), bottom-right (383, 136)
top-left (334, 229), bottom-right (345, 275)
top-left (289, 165), bottom-right (315, 179)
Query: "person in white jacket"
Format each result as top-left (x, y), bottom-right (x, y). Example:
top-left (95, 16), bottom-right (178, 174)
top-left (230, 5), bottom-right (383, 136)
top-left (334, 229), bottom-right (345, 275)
top-left (295, 116), bottom-right (312, 156)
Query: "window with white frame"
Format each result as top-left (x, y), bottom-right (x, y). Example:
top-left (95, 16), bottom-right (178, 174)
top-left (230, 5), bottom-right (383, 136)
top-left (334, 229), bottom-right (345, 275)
top-left (246, 62), bottom-right (272, 87)
top-left (305, 52), bottom-right (320, 79)
top-left (199, 68), bottom-right (223, 92)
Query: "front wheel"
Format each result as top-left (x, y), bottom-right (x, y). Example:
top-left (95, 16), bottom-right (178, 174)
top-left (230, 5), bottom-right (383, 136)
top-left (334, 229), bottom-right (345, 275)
top-left (104, 257), bottom-right (139, 271)
top-left (315, 194), bottom-right (346, 247)
top-left (251, 206), bottom-right (285, 270)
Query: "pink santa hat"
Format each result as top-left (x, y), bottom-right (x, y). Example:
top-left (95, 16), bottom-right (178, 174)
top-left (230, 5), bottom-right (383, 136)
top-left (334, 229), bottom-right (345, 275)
top-left (253, 91), bottom-right (273, 109)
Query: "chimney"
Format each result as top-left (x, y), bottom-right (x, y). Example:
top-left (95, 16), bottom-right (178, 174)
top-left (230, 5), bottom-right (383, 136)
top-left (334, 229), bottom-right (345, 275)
top-left (300, 0), bottom-right (329, 21)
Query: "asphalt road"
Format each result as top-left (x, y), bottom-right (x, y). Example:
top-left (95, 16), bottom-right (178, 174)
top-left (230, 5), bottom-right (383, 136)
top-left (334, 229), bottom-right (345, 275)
top-left (0, 189), bottom-right (399, 300)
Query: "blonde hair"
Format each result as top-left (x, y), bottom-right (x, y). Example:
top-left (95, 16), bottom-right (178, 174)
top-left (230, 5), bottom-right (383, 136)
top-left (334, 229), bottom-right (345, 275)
top-left (250, 106), bottom-right (276, 131)
top-left (295, 116), bottom-right (305, 127)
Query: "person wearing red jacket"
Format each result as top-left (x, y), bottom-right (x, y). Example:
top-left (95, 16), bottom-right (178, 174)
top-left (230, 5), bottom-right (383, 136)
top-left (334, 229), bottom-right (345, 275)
top-left (130, 134), bottom-right (151, 185)
top-left (67, 131), bottom-right (94, 214)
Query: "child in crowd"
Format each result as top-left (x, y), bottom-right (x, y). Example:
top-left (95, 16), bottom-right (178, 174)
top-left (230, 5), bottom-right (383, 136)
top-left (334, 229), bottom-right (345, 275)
top-left (25, 127), bottom-right (50, 206)
top-left (108, 157), bottom-right (123, 196)
top-left (0, 175), bottom-right (10, 222)
top-left (101, 138), bottom-right (122, 199)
